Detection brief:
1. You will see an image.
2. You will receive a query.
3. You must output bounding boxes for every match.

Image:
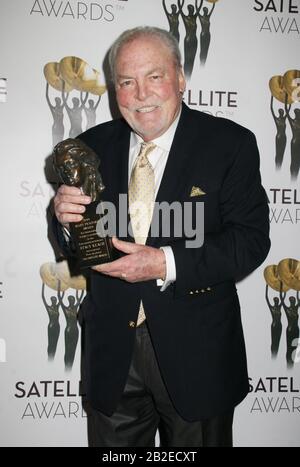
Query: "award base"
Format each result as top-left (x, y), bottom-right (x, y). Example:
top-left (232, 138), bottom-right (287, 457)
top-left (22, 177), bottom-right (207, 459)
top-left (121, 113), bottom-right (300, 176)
top-left (69, 201), bottom-right (118, 271)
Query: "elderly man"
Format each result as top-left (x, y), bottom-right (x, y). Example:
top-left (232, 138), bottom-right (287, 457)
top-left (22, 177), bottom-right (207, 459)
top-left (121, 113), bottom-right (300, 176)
top-left (54, 27), bottom-right (270, 447)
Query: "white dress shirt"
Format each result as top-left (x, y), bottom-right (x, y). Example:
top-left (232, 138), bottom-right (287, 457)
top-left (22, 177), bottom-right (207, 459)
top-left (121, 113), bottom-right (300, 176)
top-left (128, 109), bottom-right (181, 291)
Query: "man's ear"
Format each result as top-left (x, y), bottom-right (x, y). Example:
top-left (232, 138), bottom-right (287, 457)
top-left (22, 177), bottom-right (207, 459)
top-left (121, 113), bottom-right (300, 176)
top-left (178, 67), bottom-right (186, 94)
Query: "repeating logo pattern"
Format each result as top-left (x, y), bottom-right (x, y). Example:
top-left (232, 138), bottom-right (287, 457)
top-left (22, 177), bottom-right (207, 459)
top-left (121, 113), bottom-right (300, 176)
top-left (44, 57), bottom-right (106, 147)
top-left (40, 261), bottom-right (86, 371)
top-left (264, 259), bottom-right (300, 368)
top-left (253, 0), bottom-right (300, 34)
top-left (269, 69), bottom-right (300, 180)
top-left (162, 0), bottom-right (220, 78)
top-left (30, 0), bottom-right (129, 21)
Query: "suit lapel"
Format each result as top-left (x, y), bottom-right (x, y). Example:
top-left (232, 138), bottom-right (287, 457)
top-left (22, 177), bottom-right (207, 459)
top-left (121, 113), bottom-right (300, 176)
top-left (113, 121), bottom-right (130, 199)
top-left (147, 104), bottom-right (201, 246)
top-left (154, 104), bottom-right (194, 205)
top-left (115, 124), bottom-right (134, 242)
top-left (100, 119), bottom-right (132, 241)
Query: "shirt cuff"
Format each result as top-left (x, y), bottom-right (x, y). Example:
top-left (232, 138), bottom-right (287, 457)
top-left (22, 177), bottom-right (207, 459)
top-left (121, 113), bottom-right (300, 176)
top-left (156, 246), bottom-right (176, 292)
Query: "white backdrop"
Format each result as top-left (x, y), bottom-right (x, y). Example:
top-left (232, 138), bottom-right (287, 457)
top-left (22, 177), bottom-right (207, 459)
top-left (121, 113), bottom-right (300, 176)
top-left (0, 0), bottom-right (299, 447)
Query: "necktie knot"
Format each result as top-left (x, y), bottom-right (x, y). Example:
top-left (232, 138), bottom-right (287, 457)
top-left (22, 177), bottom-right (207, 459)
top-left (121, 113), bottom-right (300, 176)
top-left (137, 142), bottom-right (156, 168)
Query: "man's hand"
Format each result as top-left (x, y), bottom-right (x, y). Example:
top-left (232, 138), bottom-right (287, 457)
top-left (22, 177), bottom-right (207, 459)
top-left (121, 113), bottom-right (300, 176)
top-left (54, 185), bottom-right (91, 225)
top-left (92, 237), bottom-right (166, 283)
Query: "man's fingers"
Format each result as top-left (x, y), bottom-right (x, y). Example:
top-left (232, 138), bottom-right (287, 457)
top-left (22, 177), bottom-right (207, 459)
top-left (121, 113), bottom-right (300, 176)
top-left (92, 265), bottom-right (130, 281)
top-left (58, 185), bottom-right (82, 196)
top-left (92, 255), bottom-right (130, 274)
top-left (56, 202), bottom-right (86, 215)
top-left (112, 237), bottom-right (142, 254)
top-left (92, 267), bottom-right (122, 278)
top-left (54, 185), bottom-right (91, 224)
top-left (57, 194), bottom-right (91, 205)
top-left (94, 260), bottom-right (123, 274)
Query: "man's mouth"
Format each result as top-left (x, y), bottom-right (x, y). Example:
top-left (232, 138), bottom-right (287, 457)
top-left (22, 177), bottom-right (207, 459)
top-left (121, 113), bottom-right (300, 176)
top-left (136, 106), bottom-right (159, 114)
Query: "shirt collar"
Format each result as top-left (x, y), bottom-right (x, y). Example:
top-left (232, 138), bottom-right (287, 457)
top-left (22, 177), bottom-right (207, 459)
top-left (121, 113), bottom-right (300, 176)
top-left (130, 106), bottom-right (182, 152)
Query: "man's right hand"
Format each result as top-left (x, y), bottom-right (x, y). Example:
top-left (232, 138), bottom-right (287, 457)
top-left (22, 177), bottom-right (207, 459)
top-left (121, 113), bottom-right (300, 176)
top-left (54, 185), bottom-right (91, 226)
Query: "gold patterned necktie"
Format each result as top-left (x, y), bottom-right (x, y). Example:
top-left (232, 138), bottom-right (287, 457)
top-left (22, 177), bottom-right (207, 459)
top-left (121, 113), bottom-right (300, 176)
top-left (129, 142), bottom-right (156, 326)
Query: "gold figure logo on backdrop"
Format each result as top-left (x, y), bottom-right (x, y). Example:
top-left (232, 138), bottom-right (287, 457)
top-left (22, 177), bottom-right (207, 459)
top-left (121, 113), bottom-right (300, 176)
top-left (42, 58), bottom-right (106, 370)
top-left (264, 259), bottom-right (300, 368)
top-left (162, 0), bottom-right (220, 79)
top-left (269, 69), bottom-right (300, 180)
top-left (44, 57), bottom-right (106, 146)
top-left (40, 261), bottom-right (86, 371)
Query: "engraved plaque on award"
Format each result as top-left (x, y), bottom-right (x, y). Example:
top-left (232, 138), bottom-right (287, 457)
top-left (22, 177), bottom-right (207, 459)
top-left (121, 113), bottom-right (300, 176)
top-left (53, 138), bottom-right (117, 270)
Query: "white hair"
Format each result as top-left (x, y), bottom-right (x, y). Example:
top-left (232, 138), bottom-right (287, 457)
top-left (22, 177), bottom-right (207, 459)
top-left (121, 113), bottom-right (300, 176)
top-left (108, 26), bottom-right (182, 82)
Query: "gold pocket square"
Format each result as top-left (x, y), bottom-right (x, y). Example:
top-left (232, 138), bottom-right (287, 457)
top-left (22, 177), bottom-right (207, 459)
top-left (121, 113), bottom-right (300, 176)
top-left (190, 186), bottom-right (206, 197)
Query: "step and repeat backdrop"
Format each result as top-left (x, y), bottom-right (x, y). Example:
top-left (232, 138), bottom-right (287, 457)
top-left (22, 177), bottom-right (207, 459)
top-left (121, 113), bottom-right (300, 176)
top-left (0, 0), bottom-right (299, 447)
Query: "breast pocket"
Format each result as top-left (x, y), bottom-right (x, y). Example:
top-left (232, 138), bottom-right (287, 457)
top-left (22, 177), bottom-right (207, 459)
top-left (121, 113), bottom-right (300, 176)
top-left (186, 189), bottom-right (219, 203)
top-left (183, 190), bottom-right (220, 234)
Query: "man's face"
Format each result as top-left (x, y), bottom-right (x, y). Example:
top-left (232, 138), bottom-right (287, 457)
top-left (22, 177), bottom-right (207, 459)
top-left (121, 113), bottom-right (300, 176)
top-left (115, 36), bottom-right (185, 141)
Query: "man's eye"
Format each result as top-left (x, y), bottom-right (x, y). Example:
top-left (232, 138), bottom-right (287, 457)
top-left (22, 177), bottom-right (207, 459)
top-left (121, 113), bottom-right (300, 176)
top-left (120, 80), bottom-right (132, 87)
top-left (151, 75), bottom-right (161, 81)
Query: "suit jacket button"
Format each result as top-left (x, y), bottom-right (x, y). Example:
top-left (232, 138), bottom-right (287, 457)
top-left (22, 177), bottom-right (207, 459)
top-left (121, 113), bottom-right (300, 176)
top-left (129, 321), bottom-right (136, 328)
top-left (190, 291), bottom-right (194, 295)
top-left (195, 290), bottom-right (199, 294)
top-left (201, 289), bottom-right (205, 293)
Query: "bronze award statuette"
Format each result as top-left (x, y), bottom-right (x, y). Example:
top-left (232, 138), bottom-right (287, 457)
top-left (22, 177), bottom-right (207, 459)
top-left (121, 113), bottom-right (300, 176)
top-left (53, 138), bottom-right (117, 270)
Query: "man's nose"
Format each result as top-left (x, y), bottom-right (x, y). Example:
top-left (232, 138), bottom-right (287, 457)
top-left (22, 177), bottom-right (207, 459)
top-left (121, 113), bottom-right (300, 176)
top-left (135, 81), bottom-right (148, 101)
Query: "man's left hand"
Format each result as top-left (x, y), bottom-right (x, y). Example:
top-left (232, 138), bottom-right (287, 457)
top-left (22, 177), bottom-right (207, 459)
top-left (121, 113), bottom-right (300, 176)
top-left (92, 237), bottom-right (166, 283)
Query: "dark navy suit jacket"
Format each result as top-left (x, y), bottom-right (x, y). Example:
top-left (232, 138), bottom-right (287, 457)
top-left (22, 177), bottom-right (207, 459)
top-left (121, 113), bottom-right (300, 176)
top-left (55, 103), bottom-right (270, 421)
